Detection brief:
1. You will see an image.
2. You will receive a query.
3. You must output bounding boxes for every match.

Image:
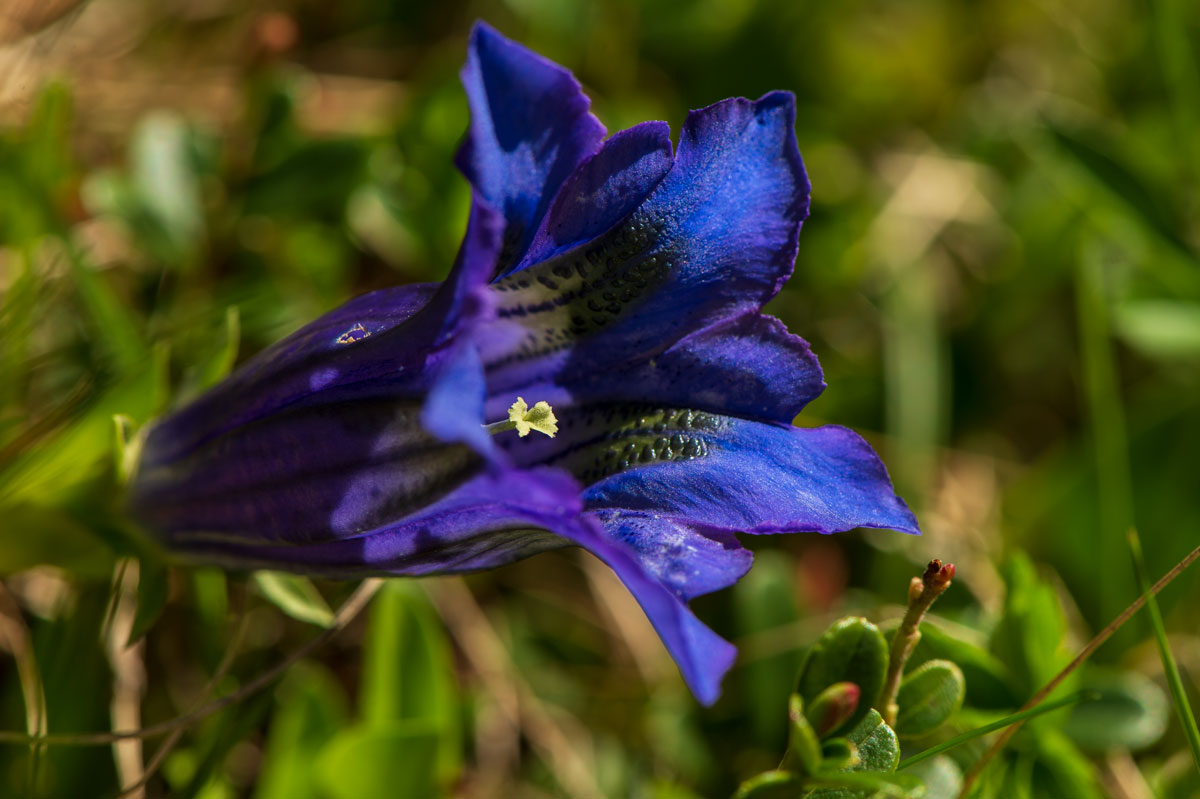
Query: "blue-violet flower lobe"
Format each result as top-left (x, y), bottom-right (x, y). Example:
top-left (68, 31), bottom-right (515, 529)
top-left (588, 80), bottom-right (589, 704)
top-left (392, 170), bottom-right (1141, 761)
top-left (128, 22), bottom-right (919, 705)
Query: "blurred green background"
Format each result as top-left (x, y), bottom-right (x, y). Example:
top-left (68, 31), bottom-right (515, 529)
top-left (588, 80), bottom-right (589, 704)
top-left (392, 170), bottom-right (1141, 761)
top-left (1, 0), bottom-right (1199, 796)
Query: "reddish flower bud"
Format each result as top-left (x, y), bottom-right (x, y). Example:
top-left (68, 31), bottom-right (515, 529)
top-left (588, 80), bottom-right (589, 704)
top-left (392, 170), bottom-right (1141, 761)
top-left (805, 681), bottom-right (861, 737)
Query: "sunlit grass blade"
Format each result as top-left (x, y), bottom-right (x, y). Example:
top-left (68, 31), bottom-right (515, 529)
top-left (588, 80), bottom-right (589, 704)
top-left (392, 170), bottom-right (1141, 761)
top-left (898, 692), bottom-right (1091, 771)
top-left (1127, 528), bottom-right (1200, 775)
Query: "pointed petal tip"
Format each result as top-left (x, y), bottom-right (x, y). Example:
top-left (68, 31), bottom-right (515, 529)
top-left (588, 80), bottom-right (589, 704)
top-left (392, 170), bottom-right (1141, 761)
top-left (466, 20), bottom-right (516, 60)
top-left (856, 506), bottom-right (922, 538)
top-left (462, 19), bottom-right (598, 125)
top-left (456, 19), bottom-right (606, 273)
top-left (893, 506), bottom-right (923, 537)
top-left (746, 90), bottom-right (810, 226)
top-left (690, 635), bottom-right (737, 707)
top-left (756, 91), bottom-right (810, 225)
top-left (468, 18), bottom-right (496, 41)
top-left (756, 89), bottom-right (797, 115)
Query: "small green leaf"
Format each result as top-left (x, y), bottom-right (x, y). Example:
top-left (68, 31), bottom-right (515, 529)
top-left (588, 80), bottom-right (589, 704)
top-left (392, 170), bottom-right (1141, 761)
top-left (895, 660), bottom-right (965, 737)
top-left (846, 709), bottom-right (900, 773)
top-left (804, 771), bottom-right (924, 799)
top-left (112, 414), bottom-right (143, 486)
top-left (316, 721), bottom-right (441, 799)
top-left (190, 306), bottom-right (241, 393)
top-left (886, 620), bottom-right (1018, 710)
top-left (819, 738), bottom-right (859, 771)
top-left (802, 711), bottom-right (905, 799)
top-left (735, 770), bottom-right (804, 799)
top-left (1062, 669), bottom-right (1168, 752)
top-left (782, 693), bottom-right (824, 776)
top-left (253, 572), bottom-right (335, 628)
top-left (900, 755), bottom-right (962, 799)
top-left (797, 617), bottom-right (888, 731)
top-left (735, 770), bottom-right (803, 799)
top-left (1116, 300), bottom-right (1200, 358)
top-left (126, 557), bottom-right (169, 646)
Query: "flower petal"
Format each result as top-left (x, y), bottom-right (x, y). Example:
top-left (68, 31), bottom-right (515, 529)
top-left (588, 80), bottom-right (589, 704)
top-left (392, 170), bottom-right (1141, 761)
top-left (653, 90), bottom-right (810, 311)
top-left (480, 93), bottom-right (810, 396)
top-left (581, 420), bottom-right (918, 537)
top-left (553, 515), bottom-right (737, 705)
top-left (142, 283), bottom-right (432, 465)
top-left (588, 510), bottom-right (752, 601)
top-left (508, 404), bottom-right (917, 537)
top-left (143, 466), bottom-right (582, 577)
top-left (421, 341), bottom-right (497, 459)
top-left (139, 198), bottom-right (502, 467)
top-left (131, 396), bottom-right (477, 545)
top-left (544, 312), bottom-right (825, 424)
top-left (517, 121), bottom-right (673, 270)
top-left (457, 21), bottom-right (605, 273)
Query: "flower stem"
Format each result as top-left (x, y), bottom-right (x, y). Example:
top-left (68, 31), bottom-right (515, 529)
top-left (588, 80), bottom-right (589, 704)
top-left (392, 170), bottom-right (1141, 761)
top-left (483, 419), bottom-right (518, 435)
top-left (879, 559), bottom-right (955, 727)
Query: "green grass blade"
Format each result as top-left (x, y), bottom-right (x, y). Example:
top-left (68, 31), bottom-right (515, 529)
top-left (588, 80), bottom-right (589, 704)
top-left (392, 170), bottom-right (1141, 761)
top-left (1075, 243), bottom-right (1136, 624)
top-left (897, 693), bottom-right (1090, 771)
top-left (1127, 528), bottom-right (1200, 775)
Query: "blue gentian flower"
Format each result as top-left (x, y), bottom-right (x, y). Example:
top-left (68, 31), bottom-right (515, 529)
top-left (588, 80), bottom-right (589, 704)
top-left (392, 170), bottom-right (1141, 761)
top-left (129, 22), bottom-right (918, 704)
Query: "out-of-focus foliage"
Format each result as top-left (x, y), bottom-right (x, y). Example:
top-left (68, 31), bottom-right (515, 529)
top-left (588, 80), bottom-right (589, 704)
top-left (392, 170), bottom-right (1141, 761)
top-left (1, 0), bottom-right (1199, 796)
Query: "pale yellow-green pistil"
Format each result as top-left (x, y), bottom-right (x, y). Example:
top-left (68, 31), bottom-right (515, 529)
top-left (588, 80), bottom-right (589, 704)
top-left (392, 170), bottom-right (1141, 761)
top-left (484, 397), bottom-right (558, 438)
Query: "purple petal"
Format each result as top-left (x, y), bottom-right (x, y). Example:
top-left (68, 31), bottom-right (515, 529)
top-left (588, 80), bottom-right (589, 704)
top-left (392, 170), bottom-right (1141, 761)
top-left (504, 403), bottom-right (916, 538)
top-left (655, 91), bottom-right (810, 310)
top-left (551, 312), bottom-right (825, 424)
top-left (144, 283), bottom-right (434, 464)
top-left (457, 22), bottom-right (605, 273)
top-left (517, 121), bottom-right (673, 270)
top-left (582, 420), bottom-right (919, 537)
top-left (480, 93), bottom-right (811, 396)
top-left (131, 396), bottom-right (476, 544)
top-left (148, 466), bottom-right (583, 576)
top-left (589, 510), bottom-right (753, 601)
top-left (421, 341), bottom-right (497, 460)
top-left (553, 515), bottom-right (737, 706)
top-left (131, 200), bottom-right (504, 547)
top-left (419, 197), bottom-right (505, 348)
top-left (141, 198), bottom-right (502, 465)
